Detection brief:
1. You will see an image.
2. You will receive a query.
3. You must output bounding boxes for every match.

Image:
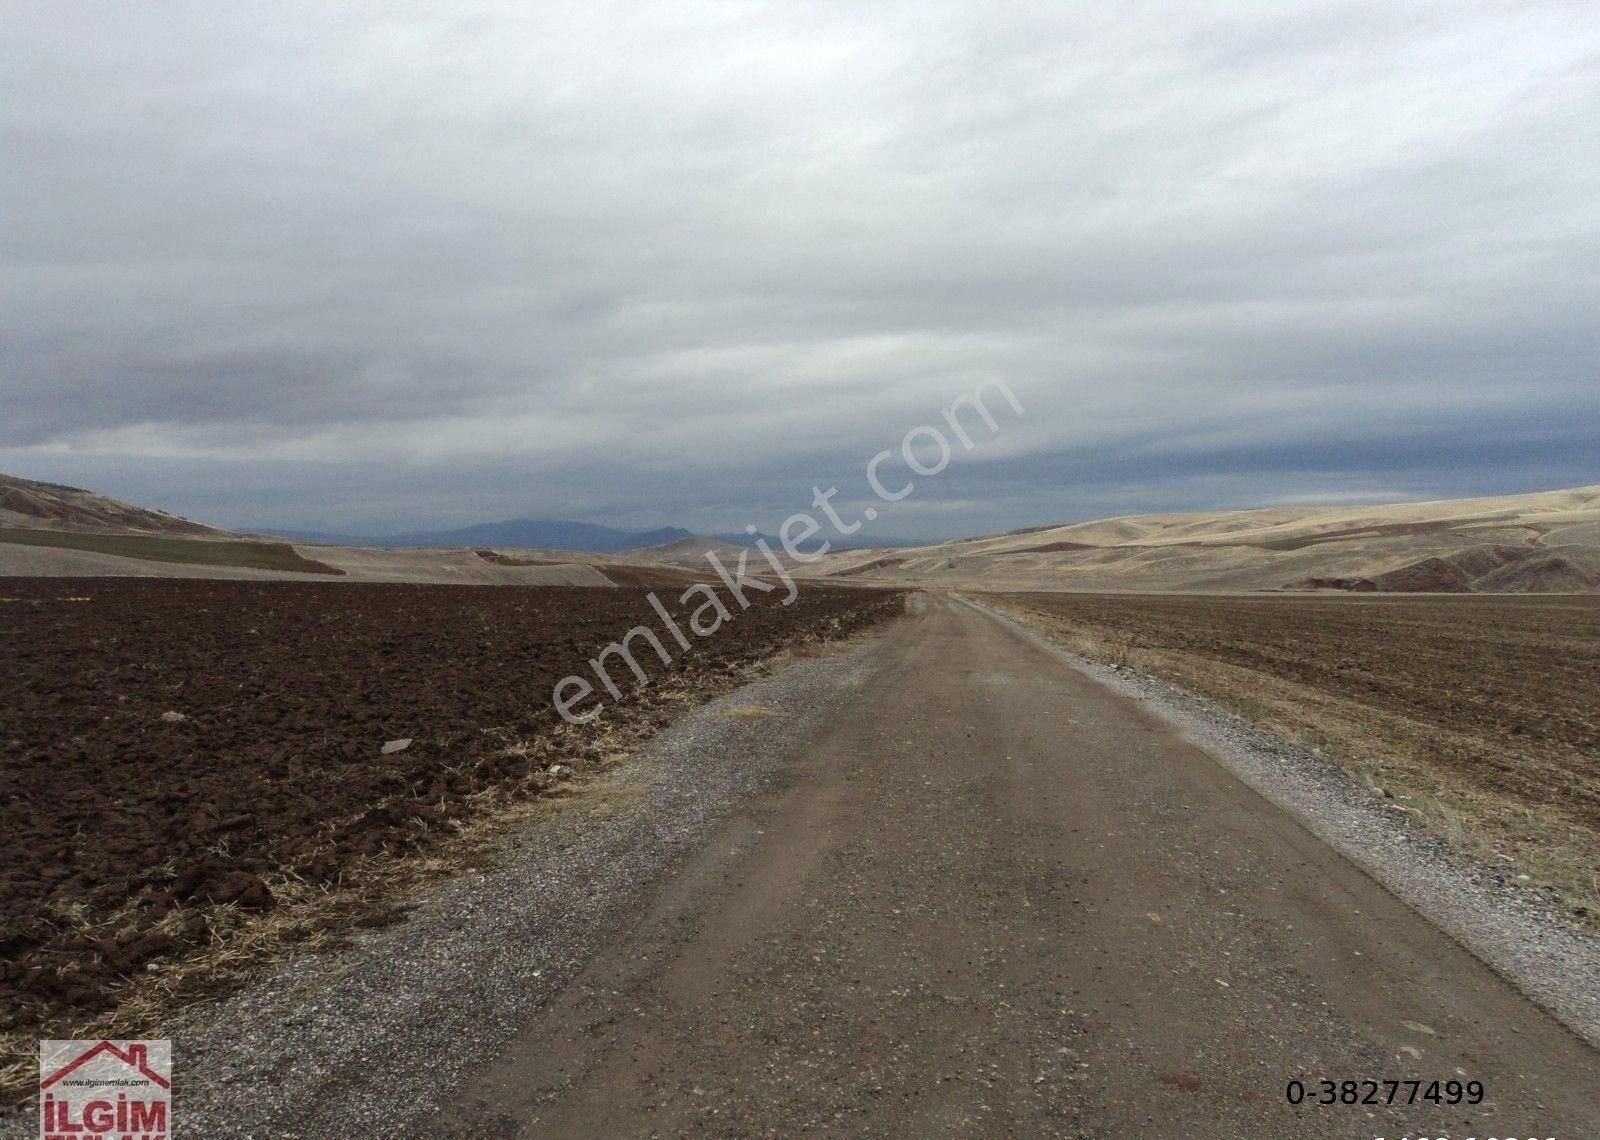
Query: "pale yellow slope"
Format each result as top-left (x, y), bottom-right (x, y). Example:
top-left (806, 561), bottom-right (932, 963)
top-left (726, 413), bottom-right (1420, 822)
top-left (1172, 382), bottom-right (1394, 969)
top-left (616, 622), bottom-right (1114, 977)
top-left (798, 484), bottom-right (1600, 594)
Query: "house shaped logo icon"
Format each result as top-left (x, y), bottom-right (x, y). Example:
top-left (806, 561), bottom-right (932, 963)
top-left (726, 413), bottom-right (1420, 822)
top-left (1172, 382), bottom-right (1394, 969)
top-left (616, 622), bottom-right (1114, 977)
top-left (38, 1039), bottom-right (171, 1140)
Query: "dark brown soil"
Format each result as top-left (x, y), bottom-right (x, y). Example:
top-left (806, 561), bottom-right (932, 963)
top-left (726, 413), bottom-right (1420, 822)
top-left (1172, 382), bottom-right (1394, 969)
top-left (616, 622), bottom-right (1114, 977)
top-left (0, 579), bottom-right (900, 1036)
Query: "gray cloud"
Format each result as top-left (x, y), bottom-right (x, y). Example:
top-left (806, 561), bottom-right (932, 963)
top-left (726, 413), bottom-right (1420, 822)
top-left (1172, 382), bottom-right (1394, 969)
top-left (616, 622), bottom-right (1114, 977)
top-left (2, 0), bottom-right (1597, 539)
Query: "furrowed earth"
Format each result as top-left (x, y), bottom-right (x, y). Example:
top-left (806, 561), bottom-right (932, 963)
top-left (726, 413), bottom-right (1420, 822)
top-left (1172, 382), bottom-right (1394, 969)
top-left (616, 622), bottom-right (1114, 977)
top-left (0, 578), bottom-right (901, 1079)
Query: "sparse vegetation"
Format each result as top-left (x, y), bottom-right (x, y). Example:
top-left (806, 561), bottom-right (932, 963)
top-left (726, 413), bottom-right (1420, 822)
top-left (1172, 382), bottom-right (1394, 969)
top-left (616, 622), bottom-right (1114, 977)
top-left (0, 528), bottom-right (344, 575)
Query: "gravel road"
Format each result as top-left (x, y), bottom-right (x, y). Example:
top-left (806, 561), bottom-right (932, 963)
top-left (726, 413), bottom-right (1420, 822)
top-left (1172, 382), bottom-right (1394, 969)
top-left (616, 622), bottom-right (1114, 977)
top-left (10, 591), bottom-right (1596, 1138)
top-left (435, 593), bottom-right (1599, 1137)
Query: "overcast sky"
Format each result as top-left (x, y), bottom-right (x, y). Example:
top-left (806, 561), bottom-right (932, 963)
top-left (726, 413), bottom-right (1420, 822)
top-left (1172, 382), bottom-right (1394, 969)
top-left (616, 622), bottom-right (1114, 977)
top-left (3, 1), bottom-right (1597, 540)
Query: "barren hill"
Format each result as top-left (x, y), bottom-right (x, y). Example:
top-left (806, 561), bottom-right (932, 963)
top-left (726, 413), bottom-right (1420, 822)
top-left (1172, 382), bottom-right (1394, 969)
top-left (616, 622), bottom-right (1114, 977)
top-left (801, 485), bottom-right (1600, 594)
top-left (0, 472), bottom-right (226, 536)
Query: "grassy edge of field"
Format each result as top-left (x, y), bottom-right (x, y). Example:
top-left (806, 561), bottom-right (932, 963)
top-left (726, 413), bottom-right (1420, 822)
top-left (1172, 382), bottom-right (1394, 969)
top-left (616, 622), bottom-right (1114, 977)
top-left (980, 593), bottom-right (1600, 931)
top-left (0, 595), bottom-right (907, 1107)
top-left (0, 528), bottom-right (345, 575)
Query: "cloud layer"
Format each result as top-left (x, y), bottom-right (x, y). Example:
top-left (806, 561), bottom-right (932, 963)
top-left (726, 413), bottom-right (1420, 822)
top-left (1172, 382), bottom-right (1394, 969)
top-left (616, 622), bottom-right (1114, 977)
top-left (4, 1), bottom-right (1597, 537)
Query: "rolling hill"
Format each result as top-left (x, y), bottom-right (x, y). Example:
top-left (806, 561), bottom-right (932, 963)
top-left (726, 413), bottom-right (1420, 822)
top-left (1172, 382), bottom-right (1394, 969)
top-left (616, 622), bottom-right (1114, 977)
top-left (799, 485), bottom-right (1600, 594)
top-left (0, 473), bottom-right (226, 537)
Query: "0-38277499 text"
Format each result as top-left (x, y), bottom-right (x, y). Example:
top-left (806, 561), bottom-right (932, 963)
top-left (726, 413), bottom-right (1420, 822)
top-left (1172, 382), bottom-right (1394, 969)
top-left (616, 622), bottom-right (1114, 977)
top-left (1288, 1079), bottom-right (1484, 1107)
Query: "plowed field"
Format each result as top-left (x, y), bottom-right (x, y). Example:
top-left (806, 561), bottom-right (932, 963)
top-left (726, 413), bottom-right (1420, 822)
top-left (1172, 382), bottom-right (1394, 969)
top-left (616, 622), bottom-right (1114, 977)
top-left (0, 579), bottom-right (901, 1040)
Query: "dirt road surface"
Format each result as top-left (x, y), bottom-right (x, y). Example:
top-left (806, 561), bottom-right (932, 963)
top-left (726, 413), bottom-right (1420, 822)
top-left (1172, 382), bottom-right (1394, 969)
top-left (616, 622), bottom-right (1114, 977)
top-left (436, 594), bottom-right (1600, 1138)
